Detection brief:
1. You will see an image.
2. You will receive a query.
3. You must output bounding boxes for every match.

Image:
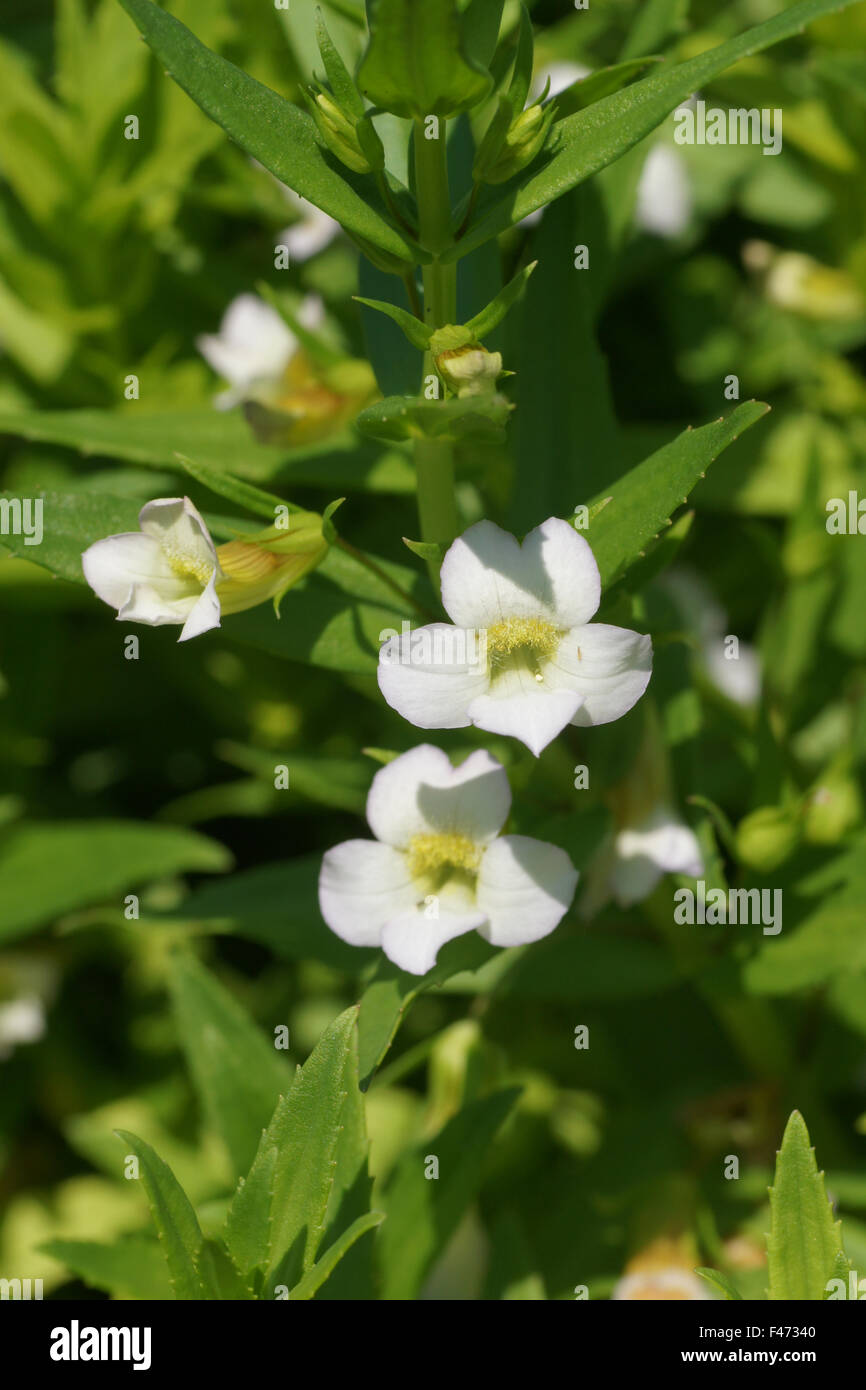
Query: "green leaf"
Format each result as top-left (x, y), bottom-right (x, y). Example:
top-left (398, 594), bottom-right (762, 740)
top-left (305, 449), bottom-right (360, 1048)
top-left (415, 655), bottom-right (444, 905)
top-left (744, 887), bottom-right (866, 996)
top-left (0, 821), bottom-right (230, 945)
top-left (116, 0), bottom-right (420, 262)
top-left (356, 391), bottom-right (512, 444)
top-left (694, 1267), bottom-right (743, 1301)
top-left (159, 856), bottom-right (372, 971)
top-left (195, 1239), bottom-right (256, 1300)
top-left (315, 10), bottom-right (364, 119)
top-left (41, 1235), bottom-right (172, 1301)
top-left (358, 934), bottom-right (497, 1087)
top-left (226, 544), bottom-right (430, 675)
top-left (358, 0), bottom-right (492, 118)
top-left (175, 454), bottom-right (298, 522)
top-left (584, 401), bottom-right (770, 588)
top-left (0, 409), bottom-right (416, 492)
top-left (447, 0), bottom-right (863, 259)
top-left (167, 953), bottom-right (292, 1178)
top-left (224, 1007), bottom-right (368, 1284)
top-left (550, 58), bottom-right (664, 120)
top-left (352, 295), bottom-right (433, 350)
top-left (288, 1210), bottom-right (384, 1300)
top-left (113, 1130), bottom-right (210, 1300)
top-left (465, 260), bottom-right (536, 340)
top-left (377, 1089), bottom-right (519, 1298)
top-left (462, 0), bottom-right (504, 71)
top-left (507, 186), bottom-right (619, 521)
top-left (767, 1110), bottom-right (844, 1300)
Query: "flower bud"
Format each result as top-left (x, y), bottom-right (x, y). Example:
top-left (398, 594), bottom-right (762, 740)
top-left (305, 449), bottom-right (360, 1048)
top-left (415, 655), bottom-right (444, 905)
top-left (216, 512), bottom-right (329, 616)
top-left (804, 773), bottom-right (862, 845)
top-left (474, 101), bottom-right (554, 186)
top-left (310, 92), bottom-right (383, 174)
top-left (735, 806), bottom-right (801, 873)
top-left (431, 325), bottom-right (503, 398)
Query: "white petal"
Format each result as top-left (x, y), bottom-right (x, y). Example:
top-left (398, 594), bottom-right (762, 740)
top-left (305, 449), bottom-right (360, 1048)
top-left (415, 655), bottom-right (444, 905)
top-left (278, 194), bottom-right (340, 261)
top-left (467, 661), bottom-right (583, 756)
top-left (118, 584), bottom-right (198, 628)
top-left (82, 533), bottom-right (176, 611)
top-left (608, 852), bottom-right (663, 908)
top-left (318, 839), bottom-right (417, 947)
top-left (703, 641), bottom-right (761, 706)
top-left (179, 570), bottom-right (221, 642)
top-left (380, 907), bottom-right (485, 975)
top-left (635, 145), bottom-right (692, 239)
top-left (196, 293), bottom-right (296, 386)
top-left (440, 517), bottom-right (601, 630)
top-left (378, 623), bottom-right (489, 731)
top-left (545, 623), bottom-right (652, 727)
top-left (611, 807), bottom-right (703, 906)
top-left (619, 807), bottom-right (704, 876)
top-left (366, 744), bottom-right (510, 849)
top-left (476, 835), bottom-right (578, 947)
top-left (139, 497), bottom-right (219, 578)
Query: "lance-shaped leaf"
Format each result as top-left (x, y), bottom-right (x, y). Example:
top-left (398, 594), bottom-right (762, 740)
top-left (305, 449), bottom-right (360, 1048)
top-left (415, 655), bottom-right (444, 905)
top-left (175, 455), bottom-right (300, 522)
top-left (767, 1110), bottom-right (845, 1300)
top-left (113, 1131), bottom-right (211, 1300)
top-left (551, 57), bottom-right (663, 120)
top-left (465, 261), bottom-right (536, 339)
top-left (224, 1007), bottom-right (369, 1287)
top-left (584, 401), bottom-right (770, 589)
top-left (448, 0), bottom-right (862, 259)
top-left (358, 0), bottom-right (492, 118)
top-left (288, 1211), bottom-right (385, 1300)
top-left (116, 0), bottom-right (420, 262)
top-left (352, 296), bottom-right (433, 350)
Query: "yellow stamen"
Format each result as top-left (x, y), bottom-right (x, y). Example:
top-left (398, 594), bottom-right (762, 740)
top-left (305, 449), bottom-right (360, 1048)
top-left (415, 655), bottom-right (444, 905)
top-left (486, 616), bottom-right (561, 662)
top-left (165, 550), bottom-right (213, 585)
top-left (407, 832), bottom-right (481, 879)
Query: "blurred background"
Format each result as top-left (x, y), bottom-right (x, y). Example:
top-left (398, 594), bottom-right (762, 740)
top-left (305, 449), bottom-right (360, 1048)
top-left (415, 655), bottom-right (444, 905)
top-left (1, 0), bottom-right (865, 1299)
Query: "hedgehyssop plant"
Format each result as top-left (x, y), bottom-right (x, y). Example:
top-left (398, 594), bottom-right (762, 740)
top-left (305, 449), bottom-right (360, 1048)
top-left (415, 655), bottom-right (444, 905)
top-left (1, 0), bottom-right (865, 1303)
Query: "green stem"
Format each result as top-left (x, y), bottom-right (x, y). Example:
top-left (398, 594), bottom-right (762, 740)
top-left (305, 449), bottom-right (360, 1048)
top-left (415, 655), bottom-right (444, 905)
top-left (412, 120), bottom-right (459, 590)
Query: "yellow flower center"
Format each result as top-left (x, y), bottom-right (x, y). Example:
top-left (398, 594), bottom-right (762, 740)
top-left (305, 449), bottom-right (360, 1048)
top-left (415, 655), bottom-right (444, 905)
top-left (407, 832), bottom-right (481, 880)
top-left (484, 616), bottom-right (561, 683)
top-left (486, 616), bottom-right (560, 660)
top-left (165, 548), bottom-right (213, 586)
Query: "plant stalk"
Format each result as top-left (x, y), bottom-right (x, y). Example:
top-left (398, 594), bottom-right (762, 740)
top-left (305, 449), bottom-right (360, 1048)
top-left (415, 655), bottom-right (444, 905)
top-left (412, 120), bottom-right (459, 591)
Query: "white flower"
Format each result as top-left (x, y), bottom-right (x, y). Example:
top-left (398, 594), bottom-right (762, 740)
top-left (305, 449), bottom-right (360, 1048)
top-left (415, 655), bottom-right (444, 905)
top-left (277, 188), bottom-right (341, 263)
top-left (609, 804), bottom-right (704, 907)
top-left (82, 497), bottom-right (222, 643)
top-left (635, 144), bottom-right (692, 239)
top-left (662, 568), bottom-right (761, 706)
top-left (196, 292), bottom-right (324, 409)
top-left (318, 744), bottom-right (578, 975)
top-left (0, 994), bottom-right (45, 1060)
top-left (378, 518), bottom-right (653, 757)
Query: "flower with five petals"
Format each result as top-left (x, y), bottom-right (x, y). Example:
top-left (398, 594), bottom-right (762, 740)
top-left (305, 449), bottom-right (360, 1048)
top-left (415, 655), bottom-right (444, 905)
top-left (378, 518), bottom-right (652, 757)
top-left (318, 744), bottom-right (578, 975)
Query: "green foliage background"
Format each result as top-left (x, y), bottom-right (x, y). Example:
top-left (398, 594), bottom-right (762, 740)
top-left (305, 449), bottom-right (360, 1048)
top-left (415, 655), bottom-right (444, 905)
top-left (1, 0), bottom-right (865, 1300)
